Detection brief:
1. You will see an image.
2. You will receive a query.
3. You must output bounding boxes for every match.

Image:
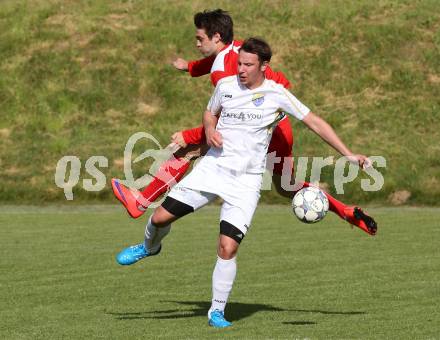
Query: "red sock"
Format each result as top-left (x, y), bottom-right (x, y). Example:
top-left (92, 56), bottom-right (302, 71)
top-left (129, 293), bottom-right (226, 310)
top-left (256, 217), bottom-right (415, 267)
top-left (139, 156), bottom-right (191, 206)
top-left (297, 182), bottom-right (348, 220)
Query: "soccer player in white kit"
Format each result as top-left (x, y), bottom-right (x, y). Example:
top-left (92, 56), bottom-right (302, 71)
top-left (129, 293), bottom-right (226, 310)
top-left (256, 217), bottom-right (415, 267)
top-left (116, 38), bottom-right (372, 328)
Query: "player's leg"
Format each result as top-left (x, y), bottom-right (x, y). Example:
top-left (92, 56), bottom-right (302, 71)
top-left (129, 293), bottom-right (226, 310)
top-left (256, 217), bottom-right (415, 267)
top-left (112, 125), bottom-right (209, 219)
top-left (115, 204), bottom-right (177, 266)
top-left (269, 119), bottom-right (377, 235)
top-left (137, 143), bottom-right (208, 206)
top-left (116, 184), bottom-right (216, 266)
top-left (208, 188), bottom-right (259, 328)
top-left (274, 167), bottom-right (377, 234)
top-left (208, 232), bottom-right (238, 328)
top-left (147, 187), bottom-right (217, 254)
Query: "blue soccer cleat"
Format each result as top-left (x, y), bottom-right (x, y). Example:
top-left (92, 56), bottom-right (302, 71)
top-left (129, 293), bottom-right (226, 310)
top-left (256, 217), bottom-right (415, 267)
top-left (116, 243), bottom-right (161, 265)
top-left (208, 310), bottom-right (232, 328)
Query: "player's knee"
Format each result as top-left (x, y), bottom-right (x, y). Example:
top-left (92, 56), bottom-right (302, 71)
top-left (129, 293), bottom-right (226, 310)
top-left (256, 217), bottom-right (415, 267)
top-left (218, 241), bottom-right (238, 259)
top-left (151, 206), bottom-right (175, 227)
top-left (151, 213), bottom-right (167, 227)
top-left (218, 220), bottom-right (242, 259)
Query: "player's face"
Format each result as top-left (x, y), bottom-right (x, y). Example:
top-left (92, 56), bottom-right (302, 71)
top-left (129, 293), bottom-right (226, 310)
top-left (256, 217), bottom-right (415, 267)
top-left (195, 28), bottom-right (218, 57)
top-left (238, 50), bottom-right (267, 89)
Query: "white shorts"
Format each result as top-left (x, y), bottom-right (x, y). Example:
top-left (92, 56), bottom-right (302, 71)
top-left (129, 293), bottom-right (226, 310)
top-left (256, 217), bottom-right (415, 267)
top-left (168, 156), bottom-right (263, 234)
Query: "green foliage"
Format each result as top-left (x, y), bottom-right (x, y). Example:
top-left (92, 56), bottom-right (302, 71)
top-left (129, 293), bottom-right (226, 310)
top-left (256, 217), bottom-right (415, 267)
top-left (0, 0), bottom-right (439, 204)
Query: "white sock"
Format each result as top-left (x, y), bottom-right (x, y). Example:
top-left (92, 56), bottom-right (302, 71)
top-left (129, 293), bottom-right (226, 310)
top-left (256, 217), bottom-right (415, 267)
top-left (144, 216), bottom-right (170, 253)
top-left (208, 256), bottom-right (237, 316)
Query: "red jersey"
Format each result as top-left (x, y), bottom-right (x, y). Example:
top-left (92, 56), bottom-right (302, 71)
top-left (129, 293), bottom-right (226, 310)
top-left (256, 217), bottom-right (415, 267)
top-left (187, 40), bottom-right (291, 89)
top-left (183, 40), bottom-right (292, 145)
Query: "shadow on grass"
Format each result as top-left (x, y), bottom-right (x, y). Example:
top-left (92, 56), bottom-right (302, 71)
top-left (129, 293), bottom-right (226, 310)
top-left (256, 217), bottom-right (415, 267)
top-left (283, 321), bottom-right (317, 325)
top-left (108, 300), bottom-right (365, 323)
top-left (289, 309), bottom-right (365, 315)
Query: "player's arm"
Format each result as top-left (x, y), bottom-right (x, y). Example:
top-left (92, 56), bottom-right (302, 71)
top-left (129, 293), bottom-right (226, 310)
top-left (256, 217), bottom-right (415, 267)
top-left (204, 80), bottom-right (223, 147)
top-left (301, 113), bottom-right (371, 168)
top-left (279, 87), bottom-right (370, 168)
top-left (203, 110), bottom-right (222, 147)
top-left (170, 55), bottom-right (217, 146)
top-left (173, 55), bottom-right (216, 77)
top-left (173, 58), bottom-right (189, 71)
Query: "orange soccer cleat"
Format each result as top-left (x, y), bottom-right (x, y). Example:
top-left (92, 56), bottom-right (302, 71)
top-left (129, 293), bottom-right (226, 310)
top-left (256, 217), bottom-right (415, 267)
top-left (111, 179), bottom-right (148, 219)
top-left (344, 207), bottom-right (378, 236)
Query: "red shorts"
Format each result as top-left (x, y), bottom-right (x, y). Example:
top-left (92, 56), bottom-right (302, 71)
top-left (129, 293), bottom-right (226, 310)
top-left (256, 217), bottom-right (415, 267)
top-left (181, 117), bottom-right (293, 175)
top-left (267, 117), bottom-right (293, 175)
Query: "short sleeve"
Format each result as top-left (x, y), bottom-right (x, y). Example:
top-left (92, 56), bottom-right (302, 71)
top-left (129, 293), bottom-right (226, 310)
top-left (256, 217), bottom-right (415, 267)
top-left (207, 82), bottom-right (222, 115)
top-left (211, 70), bottom-right (235, 86)
top-left (278, 87), bottom-right (310, 120)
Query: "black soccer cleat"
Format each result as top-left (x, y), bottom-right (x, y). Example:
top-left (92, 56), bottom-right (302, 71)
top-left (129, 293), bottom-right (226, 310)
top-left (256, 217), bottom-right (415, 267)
top-left (353, 207), bottom-right (377, 235)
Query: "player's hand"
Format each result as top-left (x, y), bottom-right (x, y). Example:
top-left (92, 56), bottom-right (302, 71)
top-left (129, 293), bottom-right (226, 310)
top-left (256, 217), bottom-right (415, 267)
top-left (347, 154), bottom-right (372, 169)
top-left (172, 58), bottom-right (189, 71)
top-left (206, 129), bottom-right (223, 148)
top-left (171, 131), bottom-right (187, 148)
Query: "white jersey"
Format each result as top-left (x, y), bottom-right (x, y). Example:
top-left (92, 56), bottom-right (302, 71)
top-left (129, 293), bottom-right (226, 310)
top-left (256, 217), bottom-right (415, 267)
top-left (206, 75), bottom-right (310, 174)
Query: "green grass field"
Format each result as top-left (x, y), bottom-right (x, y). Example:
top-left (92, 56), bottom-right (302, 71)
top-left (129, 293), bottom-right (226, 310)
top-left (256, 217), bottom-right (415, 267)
top-left (1, 205), bottom-right (438, 339)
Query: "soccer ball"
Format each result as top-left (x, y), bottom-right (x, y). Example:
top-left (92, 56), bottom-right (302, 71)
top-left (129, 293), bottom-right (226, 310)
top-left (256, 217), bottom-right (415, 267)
top-left (292, 187), bottom-right (329, 223)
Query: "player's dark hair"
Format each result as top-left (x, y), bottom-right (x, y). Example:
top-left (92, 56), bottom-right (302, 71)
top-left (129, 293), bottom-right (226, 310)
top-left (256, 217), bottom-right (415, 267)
top-left (194, 9), bottom-right (234, 44)
top-left (240, 37), bottom-right (272, 64)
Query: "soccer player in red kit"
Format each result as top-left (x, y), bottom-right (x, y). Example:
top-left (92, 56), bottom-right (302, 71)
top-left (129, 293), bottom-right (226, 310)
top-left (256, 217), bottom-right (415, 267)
top-left (111, 9), bottom-right (377, 235)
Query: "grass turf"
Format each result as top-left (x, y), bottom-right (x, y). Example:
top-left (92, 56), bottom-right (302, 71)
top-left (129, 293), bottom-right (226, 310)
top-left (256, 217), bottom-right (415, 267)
top-left (0, 205), bottom-right (439, 339)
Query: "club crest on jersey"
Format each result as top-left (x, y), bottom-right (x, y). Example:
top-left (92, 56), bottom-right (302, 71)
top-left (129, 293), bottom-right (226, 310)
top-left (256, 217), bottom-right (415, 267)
top-left (252, 93), bottom-right (265, 107)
